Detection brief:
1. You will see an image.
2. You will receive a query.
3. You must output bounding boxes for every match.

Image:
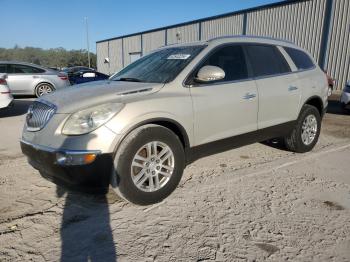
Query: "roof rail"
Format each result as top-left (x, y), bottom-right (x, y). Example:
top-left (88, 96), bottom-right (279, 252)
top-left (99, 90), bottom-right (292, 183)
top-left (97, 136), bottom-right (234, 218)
top-left (207, 35), bottom-right (295, 45)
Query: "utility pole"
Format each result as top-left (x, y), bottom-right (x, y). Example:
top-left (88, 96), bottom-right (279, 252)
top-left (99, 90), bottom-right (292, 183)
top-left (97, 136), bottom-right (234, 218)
top-left (85, 17), bottom-right (91, 68)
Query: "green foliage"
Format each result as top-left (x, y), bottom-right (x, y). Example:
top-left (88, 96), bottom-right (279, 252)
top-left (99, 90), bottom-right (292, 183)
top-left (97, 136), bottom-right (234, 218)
top-left (0, 46), bottom-right (96, 69)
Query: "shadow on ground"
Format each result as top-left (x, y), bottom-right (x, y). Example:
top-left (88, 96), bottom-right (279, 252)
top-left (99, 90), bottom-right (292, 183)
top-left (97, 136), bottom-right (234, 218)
top-left (0, 99), bottom-right (34, 118)
top-left (326, 99), bottom-right (349, 116)
top-left (57, 186), bottom-right (118, 262)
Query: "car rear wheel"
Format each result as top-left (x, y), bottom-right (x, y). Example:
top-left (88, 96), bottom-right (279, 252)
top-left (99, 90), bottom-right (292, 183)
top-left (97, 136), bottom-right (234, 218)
top-left (35, 83), bottom-right (54, 97)
top-left (284, 104), bottom-right (321, 153)
top-left (111, 124), bottom-right (185, 205)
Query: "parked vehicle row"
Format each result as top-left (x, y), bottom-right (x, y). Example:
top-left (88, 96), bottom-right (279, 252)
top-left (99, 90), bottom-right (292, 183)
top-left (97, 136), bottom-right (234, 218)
top-left (20, 36), bottom-right (328, 205)
top-left (0, 62), bottom-right (111, 98)
top-left (0, 74), bottom-right (13, 110)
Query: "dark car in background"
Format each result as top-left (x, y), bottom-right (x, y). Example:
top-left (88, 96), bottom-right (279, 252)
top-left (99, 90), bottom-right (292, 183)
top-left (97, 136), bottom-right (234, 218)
top-left (69, 70), bottom-right (109, 85)
top-left (61, 66), bottom-right (95, 77)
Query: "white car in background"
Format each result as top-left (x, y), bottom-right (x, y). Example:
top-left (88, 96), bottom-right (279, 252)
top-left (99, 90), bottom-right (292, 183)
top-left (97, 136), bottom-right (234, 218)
top-left (0, 74), bottom-right (14, 109)
top-left (340, 81), bottom-right (350, 110)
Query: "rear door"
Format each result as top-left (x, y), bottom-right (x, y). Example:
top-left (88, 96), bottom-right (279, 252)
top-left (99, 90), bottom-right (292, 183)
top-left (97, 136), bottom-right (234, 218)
top-left (244, 44), bottom-right (301, 129)
top-left (187, 44), bottom-right (258, 146)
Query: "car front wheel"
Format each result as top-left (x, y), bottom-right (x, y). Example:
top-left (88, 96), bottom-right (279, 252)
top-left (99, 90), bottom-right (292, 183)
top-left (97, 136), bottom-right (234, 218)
top-left (284, 104), bottom-right (321, 153)
top-left (111, 124), bottom-right (185, 205)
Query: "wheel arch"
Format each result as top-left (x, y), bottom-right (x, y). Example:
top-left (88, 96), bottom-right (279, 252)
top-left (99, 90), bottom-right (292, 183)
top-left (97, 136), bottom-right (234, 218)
top-left (303, 96), bottom-right (324, 117)
top-left (113, 117), bottom-right (190, 155)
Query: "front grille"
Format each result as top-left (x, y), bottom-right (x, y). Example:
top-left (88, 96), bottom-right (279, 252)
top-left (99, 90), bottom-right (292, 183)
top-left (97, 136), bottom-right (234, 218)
top-left (26, 101), bottom-right (56, 132)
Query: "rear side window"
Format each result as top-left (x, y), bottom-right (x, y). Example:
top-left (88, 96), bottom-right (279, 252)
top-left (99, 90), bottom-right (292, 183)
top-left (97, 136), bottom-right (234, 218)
top-left (284, 47), bottom-right (315, 70)
top-left (200, 45), bottom-right (249, 82)
top-left (245, 45), bottom-right (291, 78)
top-left (0, 64), bottom-right (7, 73)
top-left (9, 64), bottom-right (45, 74)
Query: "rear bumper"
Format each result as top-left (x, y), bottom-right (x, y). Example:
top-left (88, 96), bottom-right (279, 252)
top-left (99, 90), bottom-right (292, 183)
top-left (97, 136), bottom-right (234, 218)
top-left (20, 140), bottom-right (113, 193)
top-left (0, 96), bottom-right (14, 109)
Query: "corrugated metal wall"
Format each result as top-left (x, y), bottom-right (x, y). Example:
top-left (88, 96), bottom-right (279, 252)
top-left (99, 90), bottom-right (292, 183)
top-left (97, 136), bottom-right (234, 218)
top-left (123, 35), bottom-right (142, 66)
top-left (325, 0), bottom-right (350, 90)
top-left (142, 30), bottom-right (165, 55)
top-left (97, 0), bottom-right (349, 90)
top-left (246, 0), bottom-right (326, 60)
top-left (201, 14), bottom-right (243, 41)
top-left (108, 39), bottom-right (123, 74)
top-left (96, 41), bottom-right (109, 75)
top-left (166, 24), bottom-right (200, 44)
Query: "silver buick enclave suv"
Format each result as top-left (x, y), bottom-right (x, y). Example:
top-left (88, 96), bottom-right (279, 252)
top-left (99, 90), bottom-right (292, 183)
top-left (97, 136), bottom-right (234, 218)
top-left (21, 36), bottom-right (328, 205)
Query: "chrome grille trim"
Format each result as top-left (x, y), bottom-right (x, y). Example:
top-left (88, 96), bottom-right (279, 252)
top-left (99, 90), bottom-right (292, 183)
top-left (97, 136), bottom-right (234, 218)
top-left (26, 100), bottom-right (56, 132)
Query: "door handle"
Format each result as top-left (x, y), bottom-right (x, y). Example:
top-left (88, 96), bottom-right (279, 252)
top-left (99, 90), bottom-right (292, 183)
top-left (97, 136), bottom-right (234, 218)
top-left (288, 86), bottom-right (298, 91)
top-left (243, 93), bottom-right (256, 100)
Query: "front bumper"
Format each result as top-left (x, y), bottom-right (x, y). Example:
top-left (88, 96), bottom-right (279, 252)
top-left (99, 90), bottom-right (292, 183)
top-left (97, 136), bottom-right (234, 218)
top-left (20, 140), bottom-right (113, 193)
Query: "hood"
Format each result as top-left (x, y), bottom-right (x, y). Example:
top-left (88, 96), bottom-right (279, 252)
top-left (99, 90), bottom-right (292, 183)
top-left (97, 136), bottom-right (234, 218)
top-left (38, 80), bottom-right (163, 113)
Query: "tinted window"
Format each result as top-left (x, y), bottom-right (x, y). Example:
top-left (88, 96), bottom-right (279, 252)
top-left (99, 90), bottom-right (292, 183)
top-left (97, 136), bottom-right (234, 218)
top-left (9, 64), bottom-right (45, 74)
top-left (199, 45), bottom-right (248, 82)
top-left (245, 45), bottom-right (291, 77)
top-left (0, 64), bottom-right (7, 73)
top-left (284, 47), bottom-right (315, 70)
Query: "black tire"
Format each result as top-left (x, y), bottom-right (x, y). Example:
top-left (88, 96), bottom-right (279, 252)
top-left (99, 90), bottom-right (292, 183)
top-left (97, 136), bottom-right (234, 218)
top-left (35, 83), bottom-right (54, 97)
top-left (341, 103), bottom-right (347, 112)
top-left (284, 104), bottom-right (321, 153)
top-left (111, 124), bottom-right (185, 205)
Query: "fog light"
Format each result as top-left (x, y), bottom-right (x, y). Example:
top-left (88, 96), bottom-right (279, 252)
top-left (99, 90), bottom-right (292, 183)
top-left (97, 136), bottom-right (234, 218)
top-left (56, 152), bottom-right (98, 166)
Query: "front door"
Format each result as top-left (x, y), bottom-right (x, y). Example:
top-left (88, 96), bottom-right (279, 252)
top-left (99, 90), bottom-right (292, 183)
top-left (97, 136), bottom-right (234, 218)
top-left (6, 64), bottom-right (38, 95)
top-left (187, 45), bottom-right (258, 146)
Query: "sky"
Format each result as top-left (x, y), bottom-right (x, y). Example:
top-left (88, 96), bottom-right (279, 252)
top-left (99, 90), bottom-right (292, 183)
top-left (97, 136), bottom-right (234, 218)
top-left (1, 0), bottom-right (281, 53)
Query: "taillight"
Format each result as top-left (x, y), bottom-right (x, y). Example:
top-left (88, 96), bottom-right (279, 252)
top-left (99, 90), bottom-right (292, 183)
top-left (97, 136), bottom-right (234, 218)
top-left (0, 78), bottom-right (7, 85)
top-left (58, 73), bottom-right (68, 81)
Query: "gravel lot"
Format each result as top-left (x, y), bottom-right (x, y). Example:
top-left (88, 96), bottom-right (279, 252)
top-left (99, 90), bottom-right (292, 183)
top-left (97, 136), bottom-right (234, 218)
top-left (0, 97), bottom-right (350, 261)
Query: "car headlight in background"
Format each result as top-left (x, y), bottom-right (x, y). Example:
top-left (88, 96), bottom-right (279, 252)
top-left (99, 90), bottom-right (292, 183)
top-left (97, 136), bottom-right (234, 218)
top-left (62, 103), bottom-right (124, 135)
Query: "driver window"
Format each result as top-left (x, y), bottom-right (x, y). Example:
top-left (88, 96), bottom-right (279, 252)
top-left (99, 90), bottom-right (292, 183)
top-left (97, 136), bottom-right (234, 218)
top-left (201, 45), bottom-right (248, 83)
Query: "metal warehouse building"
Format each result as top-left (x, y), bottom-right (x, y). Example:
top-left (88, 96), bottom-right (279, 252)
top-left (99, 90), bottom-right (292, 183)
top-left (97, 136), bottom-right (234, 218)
top-left (96, 0), bottom-right (349, 90)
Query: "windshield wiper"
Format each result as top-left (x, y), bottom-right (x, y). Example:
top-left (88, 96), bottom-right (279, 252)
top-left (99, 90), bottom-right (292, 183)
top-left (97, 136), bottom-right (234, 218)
top-left (116, 77), bottom-right (141, 82)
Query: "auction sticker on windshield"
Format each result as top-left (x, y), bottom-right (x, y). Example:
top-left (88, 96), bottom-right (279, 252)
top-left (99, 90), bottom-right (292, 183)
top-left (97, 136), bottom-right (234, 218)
top-left (167, 54), bottom-right (191, 60)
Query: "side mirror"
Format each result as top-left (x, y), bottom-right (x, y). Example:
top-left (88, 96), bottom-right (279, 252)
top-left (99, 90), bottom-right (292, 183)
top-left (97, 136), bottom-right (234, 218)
top-left (194, 65), bottom-right (225, 83)
top-left (82, 72), bottom-right (96, 78)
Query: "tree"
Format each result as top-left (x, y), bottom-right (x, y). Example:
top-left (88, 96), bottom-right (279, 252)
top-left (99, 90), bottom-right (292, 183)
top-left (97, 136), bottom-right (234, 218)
top-left (0, 46), bottom-right (97, 69)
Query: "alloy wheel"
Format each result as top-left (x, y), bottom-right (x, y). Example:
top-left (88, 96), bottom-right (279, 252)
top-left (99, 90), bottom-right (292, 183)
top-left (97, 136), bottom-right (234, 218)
top-left (301, 114), bottom-right (317, 145)
top-left (37, 84), bottom-right (53, 96)
top-left (131, 141), bottom-right (175, 192)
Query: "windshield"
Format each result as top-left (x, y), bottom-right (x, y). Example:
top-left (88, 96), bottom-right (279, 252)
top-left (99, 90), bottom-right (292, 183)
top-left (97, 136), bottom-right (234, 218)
top-left (110, 45), bottom-right (205, 83)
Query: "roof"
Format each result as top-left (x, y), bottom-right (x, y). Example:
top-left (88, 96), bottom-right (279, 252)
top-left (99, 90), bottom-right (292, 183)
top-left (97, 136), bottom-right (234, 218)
top-left (0, 61), bottom-right (53, 71)
top-left (96, 0), bottom-right (309, 43)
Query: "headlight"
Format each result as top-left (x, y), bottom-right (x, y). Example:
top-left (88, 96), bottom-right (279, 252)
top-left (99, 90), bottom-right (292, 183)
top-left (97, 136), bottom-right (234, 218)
top-left (62, 103), bottom-right (124, 135)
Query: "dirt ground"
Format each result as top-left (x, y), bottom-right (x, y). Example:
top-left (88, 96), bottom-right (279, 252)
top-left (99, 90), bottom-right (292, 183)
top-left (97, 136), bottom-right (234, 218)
top-left (0, 97), bottom-right (350, 261)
